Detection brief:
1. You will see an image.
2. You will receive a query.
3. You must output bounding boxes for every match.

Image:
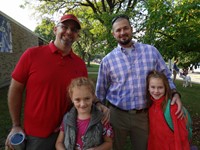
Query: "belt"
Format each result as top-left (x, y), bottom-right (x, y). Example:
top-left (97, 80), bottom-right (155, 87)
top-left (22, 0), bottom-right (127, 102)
top-left (109, 103), bottom-right (148, 114)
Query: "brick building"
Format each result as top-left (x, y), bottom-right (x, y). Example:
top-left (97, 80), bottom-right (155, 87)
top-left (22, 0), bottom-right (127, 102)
top-left (0, 11), bottom-right (47, 88)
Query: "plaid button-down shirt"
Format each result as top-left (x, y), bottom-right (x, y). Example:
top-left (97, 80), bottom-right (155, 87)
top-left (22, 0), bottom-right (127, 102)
top-left (96, 42), bottom-right (175, 110)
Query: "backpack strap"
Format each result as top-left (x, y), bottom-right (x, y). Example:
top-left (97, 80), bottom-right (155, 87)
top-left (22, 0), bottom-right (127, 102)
top-left (164, 99), bottom-right (174, 130)
top-left (183, 107), bottom-right (193, 141)
top-left (164, 99), bottom-right (193, 141)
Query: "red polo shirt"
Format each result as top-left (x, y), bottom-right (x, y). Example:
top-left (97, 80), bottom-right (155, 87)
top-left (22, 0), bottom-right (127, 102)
top-left (12, 42), bottom-right (88, 137)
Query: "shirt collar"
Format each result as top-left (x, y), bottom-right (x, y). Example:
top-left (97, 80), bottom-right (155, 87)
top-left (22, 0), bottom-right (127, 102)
top-left (150, 96), bottom-right (165, 103)
top-left (49, 41), bottom-right (74, 58)
top-left (117, 41), bottom-right (135, 53)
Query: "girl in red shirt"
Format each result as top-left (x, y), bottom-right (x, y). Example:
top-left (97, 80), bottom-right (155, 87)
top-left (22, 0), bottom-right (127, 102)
top-left (146, 70), bottom-right (190, 150)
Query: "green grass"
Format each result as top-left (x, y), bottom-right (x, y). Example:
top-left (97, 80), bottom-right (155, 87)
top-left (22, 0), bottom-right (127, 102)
top-left (175, 80), bottom-right (200, 115)
top-left (0, 66), bottom-right (199, 149)
top-left (87, 63), bottom-right (100, 72)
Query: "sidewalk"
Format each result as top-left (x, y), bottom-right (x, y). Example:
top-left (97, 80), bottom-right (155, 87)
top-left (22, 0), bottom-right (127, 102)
top-left (88, 71), bottom-right (200, 84)
top-left (175, 72), bottom-right (200, 84)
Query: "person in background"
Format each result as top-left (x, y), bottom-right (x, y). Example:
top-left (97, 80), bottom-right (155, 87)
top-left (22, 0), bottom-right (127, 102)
top-left (173, 58), bottom-right (179, 82)
top-left (146, 70), bottom-right (190, 150)
top-left (182, 67), bottom-right (189, 77)
top-left (5, 14), bottom-right (109, 150)
top-left (95, 14), bottom-right (183, 150)
top-left (56, 77), bottom-right (113, 150)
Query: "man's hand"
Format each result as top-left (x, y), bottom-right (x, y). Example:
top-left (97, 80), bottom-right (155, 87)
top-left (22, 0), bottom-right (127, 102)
top-left (5, 126), bottom-right (24, 150)
top-left (96, 102), bottom-right (110, 124)
top-left (171, 92), bottom-right (183, 119)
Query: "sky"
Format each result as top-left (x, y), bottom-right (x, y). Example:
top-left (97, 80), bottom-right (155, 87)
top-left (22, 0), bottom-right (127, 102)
top-left (0, 0), bottom-right (38, 31)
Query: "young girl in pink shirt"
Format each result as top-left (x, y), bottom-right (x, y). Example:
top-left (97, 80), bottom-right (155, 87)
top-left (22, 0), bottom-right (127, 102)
top-left (56, 77), bottom-right (113, 150)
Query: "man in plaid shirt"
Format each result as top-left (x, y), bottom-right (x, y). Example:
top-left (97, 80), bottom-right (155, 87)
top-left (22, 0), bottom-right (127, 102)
top-left (96, 14), bottom-right (183, 150)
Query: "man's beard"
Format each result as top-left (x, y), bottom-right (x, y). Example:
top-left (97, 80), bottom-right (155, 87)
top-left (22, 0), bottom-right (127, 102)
top-left (60, 36), bottom-right (74, 46)
top-left (118, 38), bottom-right (132, 46)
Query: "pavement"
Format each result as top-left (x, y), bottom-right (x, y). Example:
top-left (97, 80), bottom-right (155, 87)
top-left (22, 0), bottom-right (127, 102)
top-left (175, 71), bottom-right (200, 84)
top-left (88, 66), bottom-right (200, 84)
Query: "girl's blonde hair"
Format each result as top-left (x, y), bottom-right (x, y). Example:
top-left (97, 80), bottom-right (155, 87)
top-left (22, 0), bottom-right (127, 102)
top-left (68, 77), bottom-right (95, 99)
top-left (146, 70), bottom-right (171, 111)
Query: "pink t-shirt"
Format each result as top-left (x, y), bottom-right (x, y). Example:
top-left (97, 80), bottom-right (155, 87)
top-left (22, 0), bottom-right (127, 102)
top-left (61, 118), bottom-right (113, 149)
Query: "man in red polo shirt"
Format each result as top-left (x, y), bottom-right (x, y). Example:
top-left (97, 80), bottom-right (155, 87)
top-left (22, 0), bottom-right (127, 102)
top-left (5, 14), bottom-right (108, 150)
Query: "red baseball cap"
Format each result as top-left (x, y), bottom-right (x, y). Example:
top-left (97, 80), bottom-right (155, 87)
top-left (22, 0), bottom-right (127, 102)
top-left (59, 14), bottom-right (81, 29)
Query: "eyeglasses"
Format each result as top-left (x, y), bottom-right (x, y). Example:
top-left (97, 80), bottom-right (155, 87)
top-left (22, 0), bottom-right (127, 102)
top-left (111, 14), bottom-right (130, 25)
top-left (57, 23), bottom-right (79, 33)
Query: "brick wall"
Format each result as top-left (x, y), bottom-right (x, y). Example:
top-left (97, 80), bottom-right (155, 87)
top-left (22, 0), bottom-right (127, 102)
top-left (0, 11), bottom-right (42, 88)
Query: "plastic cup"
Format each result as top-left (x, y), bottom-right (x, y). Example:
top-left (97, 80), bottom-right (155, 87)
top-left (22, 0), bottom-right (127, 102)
top-left (10, 132), bottom-right (25, 150)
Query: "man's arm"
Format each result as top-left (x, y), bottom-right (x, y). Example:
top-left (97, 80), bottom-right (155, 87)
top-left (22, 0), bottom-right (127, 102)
top-left (94, 98), bottom-right (110, 124)
top-left (8, 78), bottom-right (25, 127)
top-left (171, 89), bottom-right (183, 119)
top-left (5, 78), bottom-right (25, 149)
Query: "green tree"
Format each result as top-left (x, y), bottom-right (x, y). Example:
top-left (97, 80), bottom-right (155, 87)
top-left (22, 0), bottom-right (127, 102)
top-left (22, 0), bottom-right (200, 67)
top-left (22, 0), bottom-right (141, 54)
top-left (34, 18), bottom-right (55, 42)
top-left (68, 7), bottom-right (108, 66)
top-left (142, 0), bottom-right (200, 67)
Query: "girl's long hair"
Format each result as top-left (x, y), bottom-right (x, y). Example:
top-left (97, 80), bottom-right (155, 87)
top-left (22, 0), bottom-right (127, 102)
top-left (146, 70), bottom-right (172, 111)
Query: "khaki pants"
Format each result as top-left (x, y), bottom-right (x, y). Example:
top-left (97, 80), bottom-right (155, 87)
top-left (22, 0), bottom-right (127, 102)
top-left (110, 106), bottom-right (149, 150)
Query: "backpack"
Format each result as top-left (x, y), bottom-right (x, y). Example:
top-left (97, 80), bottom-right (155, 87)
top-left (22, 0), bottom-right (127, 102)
top-left (164, 99), bottom-right (193, 141)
